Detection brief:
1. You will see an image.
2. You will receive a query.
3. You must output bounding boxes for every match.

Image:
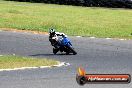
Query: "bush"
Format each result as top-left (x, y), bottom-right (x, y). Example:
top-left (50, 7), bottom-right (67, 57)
top-left (8, 0), bottom-right (132, 9)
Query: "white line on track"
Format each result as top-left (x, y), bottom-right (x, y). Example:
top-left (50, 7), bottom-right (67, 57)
top-left (76, 36), bottom-right (82, 37)
top-left (106, 38), bottom-right (111, 40)
top-left (75, 36), bottom-right (130, 41)
top-left (0, 62), bottom-right (70, 72)
top-left (119, 39), bottom-right (126, 41)
top-left (90, 37), bottom-right (95, 38)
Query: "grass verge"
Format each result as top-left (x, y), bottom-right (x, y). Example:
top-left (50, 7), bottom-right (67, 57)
top-left (0, 55), bottom-right (59, 69)
top-left (0, 0), bottom-right (132, 38)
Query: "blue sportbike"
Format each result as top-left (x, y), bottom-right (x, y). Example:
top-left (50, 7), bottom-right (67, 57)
top-left (51, 36), bottom-right (77, 55)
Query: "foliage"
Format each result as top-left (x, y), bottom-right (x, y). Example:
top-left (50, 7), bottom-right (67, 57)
top-left (8, 0), bottom-right (132, 9)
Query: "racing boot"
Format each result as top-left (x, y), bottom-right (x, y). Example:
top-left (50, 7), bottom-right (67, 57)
top-left (53, 48), bottom-right (59, 54)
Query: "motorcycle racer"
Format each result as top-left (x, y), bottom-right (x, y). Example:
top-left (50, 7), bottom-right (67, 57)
top-left (49, 28), bottom-right (67, 54)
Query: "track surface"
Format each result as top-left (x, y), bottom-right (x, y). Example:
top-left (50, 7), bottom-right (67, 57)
top-left (0, 31), bottom-right (132, 88)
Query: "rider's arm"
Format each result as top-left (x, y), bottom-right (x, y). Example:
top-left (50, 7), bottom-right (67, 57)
top-left (49, 37), bottom-right (54, 46)
top-left (55, 32), bottom-right (67, 37)
top-left (49, 34), bottom-right (59, 46)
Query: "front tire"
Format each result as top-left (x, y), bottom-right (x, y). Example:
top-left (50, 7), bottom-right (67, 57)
top-left (68, 46), bottom-right (77, 55)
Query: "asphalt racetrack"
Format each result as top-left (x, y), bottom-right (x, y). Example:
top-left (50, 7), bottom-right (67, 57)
top-left (0, 31), bottom-right (132, 88)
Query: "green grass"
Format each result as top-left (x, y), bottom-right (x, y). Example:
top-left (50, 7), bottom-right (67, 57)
top-left (0, 55), bottom-right (59, 69)
top-left (0, 0), bottom-right (132, 38)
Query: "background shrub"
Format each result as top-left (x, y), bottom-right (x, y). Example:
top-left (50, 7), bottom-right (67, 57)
top-left (8, 0), bottom-right (132, 8)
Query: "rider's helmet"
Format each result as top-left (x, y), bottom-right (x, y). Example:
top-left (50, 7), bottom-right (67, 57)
top-left (49, 28), bottom-right (55, 36)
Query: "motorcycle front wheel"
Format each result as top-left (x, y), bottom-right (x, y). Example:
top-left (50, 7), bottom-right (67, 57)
top-left (67, 46), bottom-right (77, 55)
